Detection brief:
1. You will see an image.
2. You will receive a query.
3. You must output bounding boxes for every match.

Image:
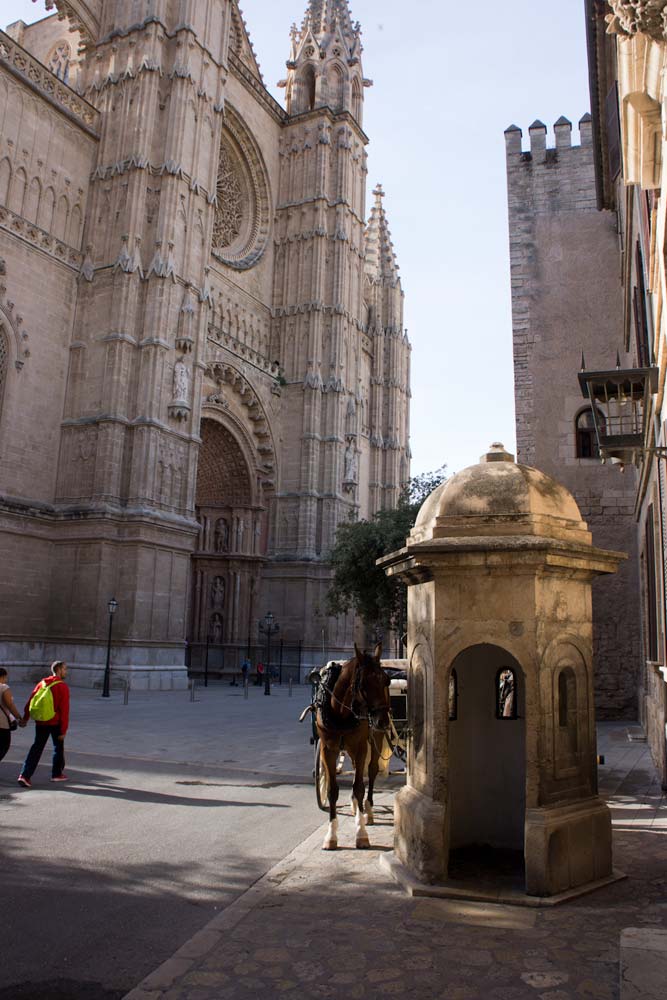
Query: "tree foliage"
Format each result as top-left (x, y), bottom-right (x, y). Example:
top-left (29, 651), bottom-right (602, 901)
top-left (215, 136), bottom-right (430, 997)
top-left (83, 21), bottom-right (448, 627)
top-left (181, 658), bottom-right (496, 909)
top-left (326, 466), bottom-right (447, 635)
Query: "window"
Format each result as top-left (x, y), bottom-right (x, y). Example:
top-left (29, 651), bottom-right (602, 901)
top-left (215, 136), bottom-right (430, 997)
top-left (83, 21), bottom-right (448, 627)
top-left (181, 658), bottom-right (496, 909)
top-left (575, 408), bottom-right (603, 459)
top-left (644, 505), bottom-right (659, 662)
top-left (448, 668), bottom-right (458, 721)
top-left (496, 667), bottom-right (517, 720)
top-left (634, 241), bottom-right (653, 368)
top-left (301, 65), bottom-right (316, 112)
top-left (47, 41), bottom-right (71, 84)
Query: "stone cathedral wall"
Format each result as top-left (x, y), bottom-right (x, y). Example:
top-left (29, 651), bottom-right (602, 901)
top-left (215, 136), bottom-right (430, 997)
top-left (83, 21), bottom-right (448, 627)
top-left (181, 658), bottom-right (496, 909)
top-left (506, 117), bottom-right (642, 717)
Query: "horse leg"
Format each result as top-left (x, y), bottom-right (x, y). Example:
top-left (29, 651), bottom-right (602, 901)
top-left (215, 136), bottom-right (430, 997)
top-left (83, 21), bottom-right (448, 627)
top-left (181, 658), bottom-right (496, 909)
top-left (352, 739), bottom-right (370, 849)
top-left (365, 733), bottom-right (381, 826)
top-left (321, 742), bottom-right (340, 850)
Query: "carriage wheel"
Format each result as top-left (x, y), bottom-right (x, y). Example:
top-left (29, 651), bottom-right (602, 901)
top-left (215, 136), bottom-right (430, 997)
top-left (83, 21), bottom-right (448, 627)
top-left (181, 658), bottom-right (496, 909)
top-left (314, 740), bottom-right (330, 812)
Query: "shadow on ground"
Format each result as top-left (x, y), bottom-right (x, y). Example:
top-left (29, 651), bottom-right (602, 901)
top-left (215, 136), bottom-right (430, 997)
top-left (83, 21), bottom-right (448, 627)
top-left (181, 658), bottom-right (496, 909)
top-left (0, 980), bottom-right (123, 1000)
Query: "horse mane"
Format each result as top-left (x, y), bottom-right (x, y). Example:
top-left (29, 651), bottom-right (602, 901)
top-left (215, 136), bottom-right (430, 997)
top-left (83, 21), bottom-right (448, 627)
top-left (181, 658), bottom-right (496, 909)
top-left (331, 657), bottom-right (357, 719)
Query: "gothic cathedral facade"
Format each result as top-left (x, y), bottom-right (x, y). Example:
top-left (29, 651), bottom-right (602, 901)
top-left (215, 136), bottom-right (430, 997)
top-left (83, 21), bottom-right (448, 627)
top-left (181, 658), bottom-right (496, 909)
top-left (0, 0), bottom-right (410, 687)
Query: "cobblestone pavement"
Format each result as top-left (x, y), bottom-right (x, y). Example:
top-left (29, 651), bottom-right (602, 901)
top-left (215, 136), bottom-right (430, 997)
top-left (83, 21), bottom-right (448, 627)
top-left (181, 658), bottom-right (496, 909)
top-left (125, 723), bottom-right (667, 1000)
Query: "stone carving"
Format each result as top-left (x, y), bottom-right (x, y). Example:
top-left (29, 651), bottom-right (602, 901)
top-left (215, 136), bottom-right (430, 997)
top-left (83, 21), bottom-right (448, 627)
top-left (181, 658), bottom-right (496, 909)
top-left (176, 285), bottom-right (196, 353)
top-left (172, 358), bottom-right (190, 404)
top-left (343, 438), bottom-right (358, 487)
top-left (211, 576), bottom-right (225, 610)
top-left (0, 281), bottom-right (30, 370)
top-left (0, 30), bottom-right (100, 131)
top-left (210, 613), bottom-right (223, 643)
top-left (606, 0), bottom-right (667, 38)
top-left (156, 437), bottom-right (187, 507)
top-left (213, 138), bottom-right (244, 250)
top-left (215, 518), bottom-right (230, 553)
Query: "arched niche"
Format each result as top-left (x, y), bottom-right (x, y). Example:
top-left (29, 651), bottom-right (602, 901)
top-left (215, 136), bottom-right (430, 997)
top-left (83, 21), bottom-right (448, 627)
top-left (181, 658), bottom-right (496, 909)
top-left (448, 644), bottom-right (526, 855)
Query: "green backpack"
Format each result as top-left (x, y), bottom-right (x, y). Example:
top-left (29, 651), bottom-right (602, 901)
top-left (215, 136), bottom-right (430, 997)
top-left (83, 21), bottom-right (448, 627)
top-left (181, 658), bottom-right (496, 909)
top-left (29, 680), bottom-right (62, 722)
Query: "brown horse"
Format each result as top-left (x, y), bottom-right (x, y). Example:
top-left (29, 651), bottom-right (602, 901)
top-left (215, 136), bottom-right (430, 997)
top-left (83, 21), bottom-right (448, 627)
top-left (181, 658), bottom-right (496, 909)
top-left (315, 642), bottom-right (391, 850)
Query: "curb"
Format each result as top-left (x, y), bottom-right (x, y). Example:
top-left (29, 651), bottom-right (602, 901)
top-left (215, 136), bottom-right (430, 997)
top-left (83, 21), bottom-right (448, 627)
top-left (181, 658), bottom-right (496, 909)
top-left (122, 820), bottom-right (328, 999)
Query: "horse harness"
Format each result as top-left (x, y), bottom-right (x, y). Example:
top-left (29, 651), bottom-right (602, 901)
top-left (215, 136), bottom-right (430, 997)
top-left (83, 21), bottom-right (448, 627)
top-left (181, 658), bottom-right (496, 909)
top-left (311, 661), bottom-right (388, 732)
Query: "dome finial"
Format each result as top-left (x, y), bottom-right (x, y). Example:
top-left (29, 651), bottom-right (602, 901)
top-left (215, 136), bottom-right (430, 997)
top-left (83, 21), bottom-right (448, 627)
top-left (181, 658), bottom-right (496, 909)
top-left (481, 443), bottom-right (515, 464)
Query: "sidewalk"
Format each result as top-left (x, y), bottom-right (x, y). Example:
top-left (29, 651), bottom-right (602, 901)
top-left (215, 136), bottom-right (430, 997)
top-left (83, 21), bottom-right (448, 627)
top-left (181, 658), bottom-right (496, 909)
top-left (124, 723), bottom-right (667, 1000)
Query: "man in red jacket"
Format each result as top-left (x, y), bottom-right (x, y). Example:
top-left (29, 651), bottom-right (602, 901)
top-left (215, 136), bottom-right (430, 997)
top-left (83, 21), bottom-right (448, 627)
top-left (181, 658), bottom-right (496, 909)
top-left (18, 660), bottom-right (70, 788)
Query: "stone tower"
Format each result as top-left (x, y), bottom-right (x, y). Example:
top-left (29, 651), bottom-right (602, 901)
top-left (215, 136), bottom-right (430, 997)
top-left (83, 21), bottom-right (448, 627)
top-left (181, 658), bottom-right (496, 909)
top-left (505, 117), bottom-right (641, 717)
top-left (0, 0), bottom-right (410, 686)
top-left (264, 0), bottom-right (411, 649)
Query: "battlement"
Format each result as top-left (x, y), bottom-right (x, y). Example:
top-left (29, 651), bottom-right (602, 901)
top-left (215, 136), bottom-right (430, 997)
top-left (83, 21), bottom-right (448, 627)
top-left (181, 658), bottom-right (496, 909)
top-left (504, 114), bottom-right (593, 158)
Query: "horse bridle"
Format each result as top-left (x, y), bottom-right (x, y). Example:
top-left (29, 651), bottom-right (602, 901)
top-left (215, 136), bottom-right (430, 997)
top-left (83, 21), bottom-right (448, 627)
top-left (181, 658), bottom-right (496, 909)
top-left (321, 659), bottom-right (390, 729)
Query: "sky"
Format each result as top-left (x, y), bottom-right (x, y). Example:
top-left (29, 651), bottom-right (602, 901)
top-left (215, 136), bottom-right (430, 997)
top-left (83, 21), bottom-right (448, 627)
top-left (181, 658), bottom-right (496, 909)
top-left (1, 0), bottom-right (593, 476)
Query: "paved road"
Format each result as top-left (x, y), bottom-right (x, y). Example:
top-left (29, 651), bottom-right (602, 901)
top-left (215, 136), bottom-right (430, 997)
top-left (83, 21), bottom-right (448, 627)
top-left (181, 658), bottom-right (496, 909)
top-left (1, 682), bottom-right (397, 999)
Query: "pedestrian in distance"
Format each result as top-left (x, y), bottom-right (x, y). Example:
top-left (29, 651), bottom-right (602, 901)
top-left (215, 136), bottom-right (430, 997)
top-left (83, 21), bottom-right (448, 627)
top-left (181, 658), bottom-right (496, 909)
top-left (255, 662), bottom-right (264, 686)
top-left (18, 660), bottom-right (70, 788)
top-left (241, 657), bottom-right (251, 686)
top-left (0, 666), bottom-right (26, 763)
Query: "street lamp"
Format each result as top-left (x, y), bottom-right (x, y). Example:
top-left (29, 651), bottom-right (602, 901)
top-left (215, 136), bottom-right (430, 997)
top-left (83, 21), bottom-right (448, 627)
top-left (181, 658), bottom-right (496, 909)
top-left (258, 611), bottom-right (280, 696)
top-left (102, 598), bottom-right (118, 698)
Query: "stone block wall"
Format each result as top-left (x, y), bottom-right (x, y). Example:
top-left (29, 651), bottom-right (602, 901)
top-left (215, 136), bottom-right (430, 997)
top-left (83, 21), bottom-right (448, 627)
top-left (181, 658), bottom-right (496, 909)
top-left (506, 117), bottom-right (642, 717)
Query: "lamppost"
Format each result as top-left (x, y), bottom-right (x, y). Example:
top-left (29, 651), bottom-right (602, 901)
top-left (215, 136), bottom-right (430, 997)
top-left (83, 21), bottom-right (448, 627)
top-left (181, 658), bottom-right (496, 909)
top-left (258, 611), bottom-right (279, 696)
top-left (102, 598), bottom-right (118, 698)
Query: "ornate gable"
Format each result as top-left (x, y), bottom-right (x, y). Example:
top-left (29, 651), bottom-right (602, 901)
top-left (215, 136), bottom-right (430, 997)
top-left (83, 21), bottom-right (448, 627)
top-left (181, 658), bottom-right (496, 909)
top-left (230, 3), bottom-right (264, 83)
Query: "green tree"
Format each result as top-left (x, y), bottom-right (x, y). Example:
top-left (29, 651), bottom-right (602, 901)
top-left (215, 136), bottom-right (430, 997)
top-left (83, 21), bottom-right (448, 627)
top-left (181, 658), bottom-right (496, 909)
top-left (326, 466), bottom-right (447, 640)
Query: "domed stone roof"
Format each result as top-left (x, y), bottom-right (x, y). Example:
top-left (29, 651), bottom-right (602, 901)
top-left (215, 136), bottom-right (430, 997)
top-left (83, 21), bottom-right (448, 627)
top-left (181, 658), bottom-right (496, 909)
top-left (411, 443), bottom-right (591, 546)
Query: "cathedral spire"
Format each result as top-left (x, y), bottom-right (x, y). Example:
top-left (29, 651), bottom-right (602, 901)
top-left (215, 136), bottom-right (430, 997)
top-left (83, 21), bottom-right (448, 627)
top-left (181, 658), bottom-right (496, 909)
top-left (301, 0), bottom-right (359, 45)
top-left (282, 0), bottom-right (367, 121)
top-left (365, 185), bottom-right (400, 285)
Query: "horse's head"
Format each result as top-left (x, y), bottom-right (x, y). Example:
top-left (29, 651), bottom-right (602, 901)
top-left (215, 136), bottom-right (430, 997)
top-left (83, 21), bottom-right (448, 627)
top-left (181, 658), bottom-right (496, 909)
top-left (353, 642), bottom-right (391, 731)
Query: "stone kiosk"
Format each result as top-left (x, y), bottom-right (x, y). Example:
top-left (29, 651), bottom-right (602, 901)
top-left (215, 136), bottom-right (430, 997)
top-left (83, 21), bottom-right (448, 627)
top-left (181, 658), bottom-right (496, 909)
top-left (381, 444), bottom-right (624, 899)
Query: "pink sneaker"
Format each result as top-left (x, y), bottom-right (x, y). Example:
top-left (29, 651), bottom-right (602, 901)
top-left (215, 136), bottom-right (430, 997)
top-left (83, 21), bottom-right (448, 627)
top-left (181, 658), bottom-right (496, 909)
top-left (50, 774), bottom-right (69, 782)
top-left (17, 775), bottom-right (32, 788)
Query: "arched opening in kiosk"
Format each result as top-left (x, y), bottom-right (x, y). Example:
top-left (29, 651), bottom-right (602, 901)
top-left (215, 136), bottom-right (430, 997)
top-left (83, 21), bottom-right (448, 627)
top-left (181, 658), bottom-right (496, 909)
top-left (447, 643), bottom-right (526, 879)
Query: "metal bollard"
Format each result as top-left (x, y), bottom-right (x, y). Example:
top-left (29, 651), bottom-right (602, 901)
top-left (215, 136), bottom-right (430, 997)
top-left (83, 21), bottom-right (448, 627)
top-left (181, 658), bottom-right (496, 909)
top-left (190, 679), bottom-right (196, 703)
top-left (289, 676), bottom-right (293, 697)
top-left (244, 677), bottom-right (249, 700)
top-left (123, 680), bottom-right (130, 705)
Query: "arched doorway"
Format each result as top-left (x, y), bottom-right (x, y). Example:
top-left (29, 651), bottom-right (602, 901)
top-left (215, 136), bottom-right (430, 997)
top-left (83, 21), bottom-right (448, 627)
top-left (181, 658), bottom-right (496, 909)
top-left (447, 644), bottom-right (526, 874)
top-left (188, 418), bottom-right (266, 676)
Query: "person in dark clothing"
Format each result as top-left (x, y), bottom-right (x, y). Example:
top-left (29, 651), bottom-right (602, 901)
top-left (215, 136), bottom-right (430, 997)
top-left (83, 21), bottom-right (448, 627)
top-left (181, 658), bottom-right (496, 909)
top-left (0, 666), bottom-right (26, 763)
top-left (18, 660), bottom-right (70, 788)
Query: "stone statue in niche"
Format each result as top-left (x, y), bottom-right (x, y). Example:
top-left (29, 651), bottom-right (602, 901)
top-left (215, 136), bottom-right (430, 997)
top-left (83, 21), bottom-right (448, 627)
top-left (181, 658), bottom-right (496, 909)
top-left (210, 613), bottom-right (223, 644)
top-left (173, 358), bottom-right (190, 403)
top-left (344, 439), bottom-right (358, 483)
top-left (211, 576), bottom-right (225, 610)
top-left (237, 518), bottom-right (245, 551)
top-left (215, 518), bottom-right (229, 552)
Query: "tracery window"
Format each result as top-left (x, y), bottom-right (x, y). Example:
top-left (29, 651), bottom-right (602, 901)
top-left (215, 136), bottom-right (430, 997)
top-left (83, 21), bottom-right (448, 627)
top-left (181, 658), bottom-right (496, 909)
top-left (496, 667), bottom-right (517, 720)
top-left (212, 139), bottom-right (245, 251)
top-left (47, 41), bottom-right (71, 83)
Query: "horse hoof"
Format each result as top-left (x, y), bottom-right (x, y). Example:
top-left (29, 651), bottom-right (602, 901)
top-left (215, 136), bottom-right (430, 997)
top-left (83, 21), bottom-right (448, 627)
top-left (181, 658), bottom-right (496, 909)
top-left (356, 837), bottom-right (371, 850)
top-left (323, 839), bottom-right (338, 851)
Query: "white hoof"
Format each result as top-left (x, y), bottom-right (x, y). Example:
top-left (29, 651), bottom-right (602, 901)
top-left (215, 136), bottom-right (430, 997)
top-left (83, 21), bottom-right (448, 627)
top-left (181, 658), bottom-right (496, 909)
top-left (323, 838), bottom-right (338, 851)
top-left (365, 803), bottom-right (374, 825)
top-left (356, 836), bottom-right (371, 850)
